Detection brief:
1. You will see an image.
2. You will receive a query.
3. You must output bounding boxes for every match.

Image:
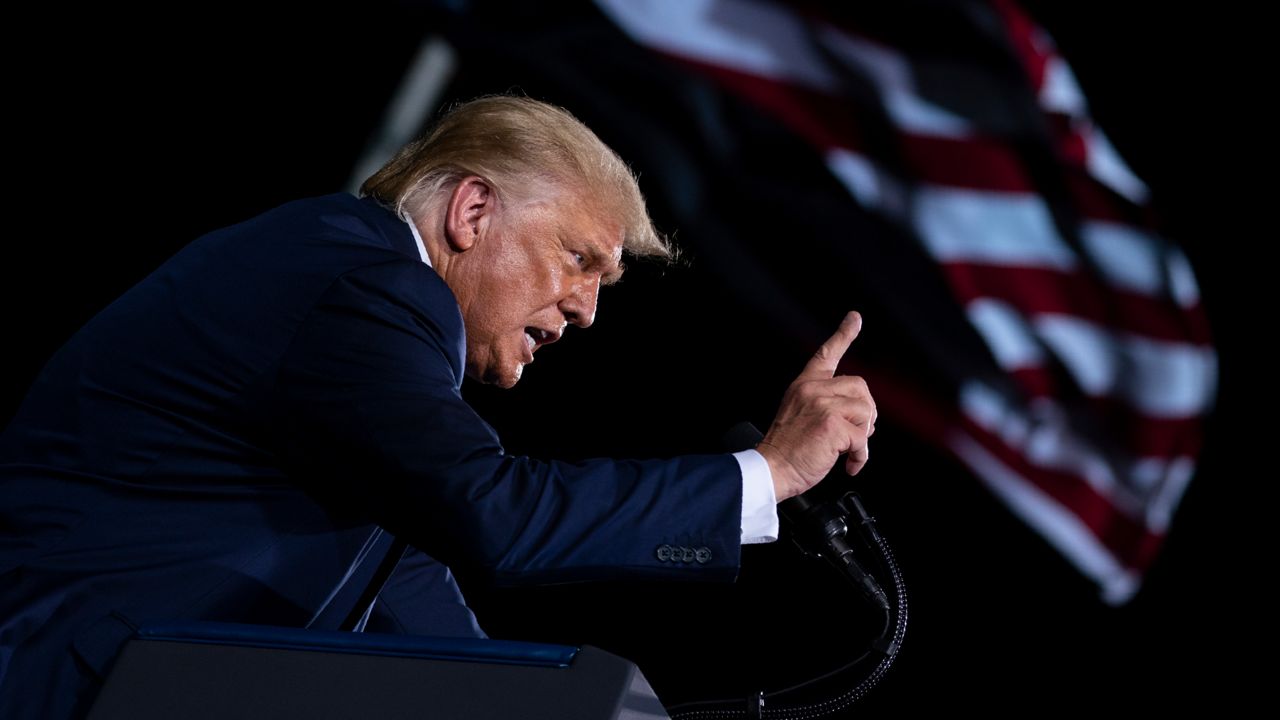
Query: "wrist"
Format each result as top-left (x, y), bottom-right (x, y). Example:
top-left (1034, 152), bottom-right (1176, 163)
top-left (756, 441), bottom-right (798, 502)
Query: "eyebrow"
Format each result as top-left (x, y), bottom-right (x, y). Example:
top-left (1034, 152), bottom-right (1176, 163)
top-left (601, 258), bottom-right (625, 286)
top-left (580, 243), bottom-right (624, 285)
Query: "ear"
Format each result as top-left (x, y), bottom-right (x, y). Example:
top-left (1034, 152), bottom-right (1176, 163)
top-left (443, 176), bottom-right (495, 253)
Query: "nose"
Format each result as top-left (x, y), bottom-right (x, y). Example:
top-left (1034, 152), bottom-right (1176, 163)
top-left (560, 275), bottom-right (600, 328)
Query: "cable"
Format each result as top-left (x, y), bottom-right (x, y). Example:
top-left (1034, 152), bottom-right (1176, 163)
top-left (667, 493), bottom-right (907, 719)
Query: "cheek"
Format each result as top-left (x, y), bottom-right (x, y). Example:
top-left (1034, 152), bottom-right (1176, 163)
top-left (505, 266), bottom-right (565, 314)
top-left (463, 248), bottom-right (566, 330)
top-left (538, 265), bottom-right (568, 300)
top-left (469, 287), bottom-right (534, 340)
top-left (466, 268), bottom-right (524, 325)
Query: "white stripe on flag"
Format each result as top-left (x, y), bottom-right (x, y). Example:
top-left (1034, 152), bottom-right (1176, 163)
top-left (600, 0), bottom-right (973, 137)
top-left (1034, 314), bottom-right (1217, 417)
top-left (815, 25), bottom-right (972, 136)
top-left (1080, 220), bottom-right (1191, 302)
top-left (966, 298), bottom-right (1046, 368)
top-left (1038, 56), bottom-right (1086, 117)
top-left (909, 187), bottom-right (1195, 306)
top-left (595, 0), bottom-right (838, 90)
top-left (1038, 56), bottom-right (1150, 203)
top-left (1166, 245), bottom-right (1203, 309)
top-left (1130, 456), bottom-right (1197, 532)
top-left (959, 382), bottom-right (1137, 511)
top-left (825, 148), bottom-right (909, 217)
top-left (964, 301), bottom-right (1216, 418)
top-left (1083, 127), bottom-right (1150, 204)
top-left (915, 189), bottom-right (1077, 270)
top-left (959, 380), bottom-right (1198, 540)
top-left (948, 427), bottom-right (1141, 605)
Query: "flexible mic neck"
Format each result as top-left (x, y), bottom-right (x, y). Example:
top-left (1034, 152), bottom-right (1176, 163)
top-left (725, 422), bottom-right (890, 611)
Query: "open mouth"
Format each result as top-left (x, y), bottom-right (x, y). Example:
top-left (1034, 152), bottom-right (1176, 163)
top-left (522, 325), bottom-right (563, 358)
top-left (524, 327), bottom-right (557, 352)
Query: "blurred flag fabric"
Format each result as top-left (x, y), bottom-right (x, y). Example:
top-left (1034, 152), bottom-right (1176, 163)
top-left (422, 0), bottom-right (1216, 604)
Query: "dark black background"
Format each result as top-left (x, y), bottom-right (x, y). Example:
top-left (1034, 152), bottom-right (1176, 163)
top-left (7, 2), bottom-right (1254, 712)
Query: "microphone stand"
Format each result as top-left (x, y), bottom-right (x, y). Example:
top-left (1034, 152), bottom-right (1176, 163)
top-left (666, 423), bottom-right (908, 719)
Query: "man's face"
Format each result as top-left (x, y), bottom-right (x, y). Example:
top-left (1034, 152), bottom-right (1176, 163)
top-left (449, 187), bottom-right (624, 388)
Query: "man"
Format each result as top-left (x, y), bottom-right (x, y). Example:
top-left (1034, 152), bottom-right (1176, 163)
top-left (0, 96), bottom-right (876, 718)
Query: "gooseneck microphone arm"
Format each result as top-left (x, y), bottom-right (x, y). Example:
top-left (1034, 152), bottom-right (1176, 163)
top-left (666, 422), bottom-right (908, 719)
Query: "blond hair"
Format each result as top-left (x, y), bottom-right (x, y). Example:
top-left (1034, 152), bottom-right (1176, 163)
top-left (361, 95), bottom-right (672, 260)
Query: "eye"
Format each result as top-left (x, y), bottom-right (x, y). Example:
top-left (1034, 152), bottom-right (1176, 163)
top-left (570, 251), bottom-right (586, 267)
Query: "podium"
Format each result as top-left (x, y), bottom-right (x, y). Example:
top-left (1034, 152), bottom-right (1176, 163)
top-left (87, 622), bottom-right (669, 719)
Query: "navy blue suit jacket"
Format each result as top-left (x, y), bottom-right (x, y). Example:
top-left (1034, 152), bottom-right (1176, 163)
top-left (0, 193), bottom-right (742, 718)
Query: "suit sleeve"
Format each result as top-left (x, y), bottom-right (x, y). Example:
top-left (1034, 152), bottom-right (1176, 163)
top-left (272, 258), bottom-right (742, 585)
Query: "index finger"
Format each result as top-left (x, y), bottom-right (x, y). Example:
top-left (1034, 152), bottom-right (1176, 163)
top-left (800, 311), bottom-right (862, 379)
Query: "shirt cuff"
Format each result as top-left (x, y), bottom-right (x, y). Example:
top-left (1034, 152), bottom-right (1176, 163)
top-left (733, 449), bottom-right (779, 544)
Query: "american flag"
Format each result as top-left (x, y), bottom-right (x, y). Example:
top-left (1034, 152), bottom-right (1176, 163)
top-left (595, 0), bottom-right (1216, 604)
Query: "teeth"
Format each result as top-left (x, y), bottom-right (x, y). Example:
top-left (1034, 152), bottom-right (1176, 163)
top-left (525, 332), bottom-right (536, 351)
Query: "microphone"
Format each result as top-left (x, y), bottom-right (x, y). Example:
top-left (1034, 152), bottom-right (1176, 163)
top-left (726, 422), bottom-right (890, 612)
top-left (779, 491), bottom-right (890, 612)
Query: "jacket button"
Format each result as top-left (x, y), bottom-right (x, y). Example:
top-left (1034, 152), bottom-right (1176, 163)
top-left (680, 546), bottom-right (695, 563)
top-left (695, 547), bottom-right (712, 564)
top-left (656, 544), bottom-right (673, 562)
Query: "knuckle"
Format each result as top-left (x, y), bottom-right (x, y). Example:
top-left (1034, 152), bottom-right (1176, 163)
top-left (822, 414), bottom-right (846, 434)
top-left (814, 395), bottom-right (839, 411)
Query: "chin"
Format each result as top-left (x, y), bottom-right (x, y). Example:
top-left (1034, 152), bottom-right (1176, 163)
top-left (466, 350), bottom-right (523, 388)
top-left (481, 362), bottom-right (523, 389)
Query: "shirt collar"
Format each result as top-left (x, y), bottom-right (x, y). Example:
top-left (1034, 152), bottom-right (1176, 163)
top-left (402, 213), bottom-right (432, 267)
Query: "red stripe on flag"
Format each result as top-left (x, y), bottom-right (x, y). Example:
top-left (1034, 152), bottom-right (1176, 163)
top-left (674, 54), bottom-right (1178, 225)
top-left (900, 133), bottom-right (1035, 193)
top-left (1062, 165), bottom-right (1161, 227)
top-left (1051, 115), bottom-right (1090, 166)
top-left (1004, 367), bottom-right (1206, 458)
top-left (941, 263), bottom-right (1213, 345)
top-left (1005, 365), bottom-right (1060, 399)
top-left (863, 368), bottom-right (1169, 572)
top-left (682, 57), bottom-right (1044, 191)
top-left (649, 8), bottom-right (1182, 246)
top-left (990, 0), bottom-right (1053, 92)
top-left (957, 412), bottom-right (1166, 571)
top-left (678, 58), bottom-right (868, 152)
